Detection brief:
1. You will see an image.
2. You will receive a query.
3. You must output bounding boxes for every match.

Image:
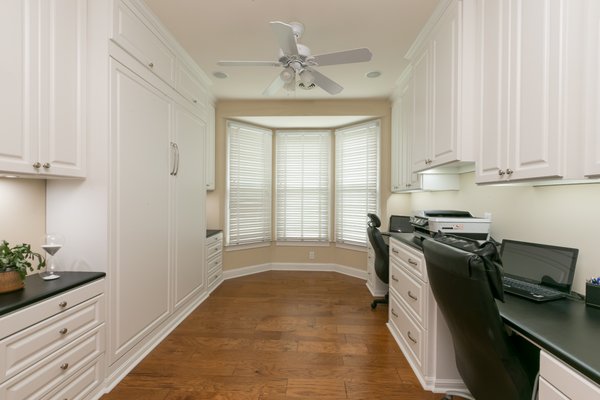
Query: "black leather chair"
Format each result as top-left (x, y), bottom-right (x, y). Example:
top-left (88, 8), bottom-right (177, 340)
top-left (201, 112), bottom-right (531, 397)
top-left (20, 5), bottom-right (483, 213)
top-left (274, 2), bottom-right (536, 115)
top-left (367, 213), bottom-right (389, 309)
top-left (422, 235), bottom-right (537, 400)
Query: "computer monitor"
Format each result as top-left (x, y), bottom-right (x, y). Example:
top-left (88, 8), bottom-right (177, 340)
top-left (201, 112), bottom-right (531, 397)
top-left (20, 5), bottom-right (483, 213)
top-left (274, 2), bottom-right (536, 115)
top-left (389, 215), bottom-right (414, 233)
top-left (500, 239), bottom-right (578, 292)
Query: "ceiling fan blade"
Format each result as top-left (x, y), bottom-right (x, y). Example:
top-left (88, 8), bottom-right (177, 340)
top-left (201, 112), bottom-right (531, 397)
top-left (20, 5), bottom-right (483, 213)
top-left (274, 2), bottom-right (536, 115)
top-left (218, 61), bottom-right (281, 67)
top-left (312, 48), bottom-right (373, 66)
top-left (309, 68), bottom-right (343, 95)
top-left (270, 21), bottom-right (299, 56)
top-left (262, 75), bottom-right (286, 96)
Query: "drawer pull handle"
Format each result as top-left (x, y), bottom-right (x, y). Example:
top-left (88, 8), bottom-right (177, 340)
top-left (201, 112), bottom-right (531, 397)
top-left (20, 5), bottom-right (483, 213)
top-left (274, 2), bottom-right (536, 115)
top-left (391, 275), bottom-right (399, 282)
top-left (59, 301), bottom-right (68, 308)
top-left (408, 291), bottom-right (418, 301)
top-left (392, 248), bottom-right (399, 254)
top-left (214, 246), bottom-right (219, 251)
top-left (391, 309), bottom-right (399, 318)
top-left (407, 331), bottom-right (418, 344)
top-left (408, 258), bottom-right (418, 266)
top-left (148, 62), bottom-right (154, 69)
top-left (60, 363), bottom-right (69, 370)
top-left (59, 328), bottom-right (68, 335)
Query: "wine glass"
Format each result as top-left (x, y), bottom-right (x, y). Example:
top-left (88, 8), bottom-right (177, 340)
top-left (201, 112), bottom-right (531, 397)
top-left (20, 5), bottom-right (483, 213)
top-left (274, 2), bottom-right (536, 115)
top-left (41, 233), bottom-right (65, 281)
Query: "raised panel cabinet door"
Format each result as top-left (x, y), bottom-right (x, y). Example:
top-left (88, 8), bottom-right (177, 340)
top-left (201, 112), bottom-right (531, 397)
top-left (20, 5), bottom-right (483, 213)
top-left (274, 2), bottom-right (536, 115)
top-left (38, 0), bottom-right (86, 177)
top-left (411, 47), bottom-right (430, 173)
top-left (205, 103), bottom-right (216, 190)
top-left (390, 100), bottom-right (402, 192)
top-left (508, 0), bottom-right (564, 180)
top-left (585, 0), bottom-right (600, 177)
top-left (109, 60), bottom-right (171, 363)
top-left (0, 0), bottom-right (39, 174)
top-left (429, 0), bottom-right (459, 167)
top-left (173, 105), bottom-right (206, 309)
top-left (475, 0), bottom-right (511, 183)
top-left (400, 76), bottom-right (422, 190)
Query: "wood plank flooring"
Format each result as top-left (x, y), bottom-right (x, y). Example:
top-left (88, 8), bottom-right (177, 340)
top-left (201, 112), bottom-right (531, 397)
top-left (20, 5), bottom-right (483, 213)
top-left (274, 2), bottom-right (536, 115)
top-left (101, 271), bottom-right (450, 400)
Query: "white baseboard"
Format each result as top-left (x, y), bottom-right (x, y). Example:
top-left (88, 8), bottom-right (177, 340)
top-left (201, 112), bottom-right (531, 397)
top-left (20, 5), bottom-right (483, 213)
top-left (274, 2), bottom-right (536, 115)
top-left (222, 263), bottom-right (367, 281)
top-left (366, 281), bottom-right (388, 297)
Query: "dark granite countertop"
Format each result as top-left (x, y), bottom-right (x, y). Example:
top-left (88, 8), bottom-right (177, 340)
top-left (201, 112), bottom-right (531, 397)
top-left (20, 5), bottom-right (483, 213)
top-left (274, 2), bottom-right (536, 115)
top-left (0, 271), bottom-right (105, 317)
top-left (207, 229), bottom-right (222, 238)
top-left (388, 232), bottom-right (425, 251)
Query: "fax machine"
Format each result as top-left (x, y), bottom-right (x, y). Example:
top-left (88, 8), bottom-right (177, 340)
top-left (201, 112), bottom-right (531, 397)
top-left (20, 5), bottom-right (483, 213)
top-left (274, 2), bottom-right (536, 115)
top-left (410, 210), bottom-right (492, 240)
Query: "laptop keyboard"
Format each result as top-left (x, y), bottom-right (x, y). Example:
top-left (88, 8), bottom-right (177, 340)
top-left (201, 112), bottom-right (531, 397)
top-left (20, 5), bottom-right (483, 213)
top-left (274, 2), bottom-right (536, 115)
top-left (502, 277), bottom-right (564, 300)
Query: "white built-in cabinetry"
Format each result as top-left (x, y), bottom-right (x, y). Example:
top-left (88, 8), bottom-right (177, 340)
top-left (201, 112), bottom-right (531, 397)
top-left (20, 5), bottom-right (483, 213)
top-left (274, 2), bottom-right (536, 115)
top-left (474, 0), bottom-right (586, 184)
top-left (0, 0), bottom-right (86, 178)
top-left (405, 0), bottom-right (475, 174)
top-left (366, 239), bottom-right (387, 297)
top-left (46, 0), bottom-right (212, 389)
top-left (584, 1), bottom-right (600, 178)
top-left (387, 238), bottom-right (464, 393)
top-left (206, 104), bottom-right (216, 190)
top-left (539, 351), bottom-right (600, 400)
top-left (0, 279), bottom-right (105, 400)
top-left (391, 68), bottom-right (459, 193)
top-left (206, 232), bottom-right (223, 292)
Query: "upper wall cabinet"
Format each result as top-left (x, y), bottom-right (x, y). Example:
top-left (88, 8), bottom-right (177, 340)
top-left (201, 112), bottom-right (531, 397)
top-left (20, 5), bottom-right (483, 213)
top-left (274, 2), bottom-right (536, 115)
top-left (475, 0), bottom-right (586, 184)
top-left (0, 0), bottom-right (86, 178)
top-left (407, 0), bottom-right (476, 174)
top-left (205, 104), bottom-right (216, 190)
top-left (584, 1), bottom-right (600, 178)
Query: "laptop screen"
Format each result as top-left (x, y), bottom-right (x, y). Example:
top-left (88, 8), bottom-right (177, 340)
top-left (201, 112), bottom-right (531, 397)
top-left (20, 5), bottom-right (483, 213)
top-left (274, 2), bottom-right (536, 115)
top-left (389, 215), bottom-right (413, 233)
top-left (500, 239), bottom-right (579, 292)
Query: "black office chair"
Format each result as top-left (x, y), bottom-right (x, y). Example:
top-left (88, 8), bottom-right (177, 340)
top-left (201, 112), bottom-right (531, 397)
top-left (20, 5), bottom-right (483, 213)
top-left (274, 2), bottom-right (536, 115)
top-left (367, 213), bottom-right (389, 309)
top-left (422, 235), bottom-right (537, 400)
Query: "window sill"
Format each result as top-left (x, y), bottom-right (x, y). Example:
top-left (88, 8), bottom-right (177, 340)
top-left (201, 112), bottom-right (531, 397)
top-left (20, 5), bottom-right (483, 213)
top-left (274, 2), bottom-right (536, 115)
top-left (275, 241), bottom-right (331, 247)
top-left (225, 242), bottom-right (271, 252)
top-left (335, 242), bottom-right (367, 252)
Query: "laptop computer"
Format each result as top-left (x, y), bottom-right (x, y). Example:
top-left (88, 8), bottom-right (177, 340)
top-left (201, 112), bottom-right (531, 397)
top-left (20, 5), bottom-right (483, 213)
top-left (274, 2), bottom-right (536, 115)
top-left (389, 215), bottom-right (414, 233)
top-left (500, 239), bottom-right (579, 302)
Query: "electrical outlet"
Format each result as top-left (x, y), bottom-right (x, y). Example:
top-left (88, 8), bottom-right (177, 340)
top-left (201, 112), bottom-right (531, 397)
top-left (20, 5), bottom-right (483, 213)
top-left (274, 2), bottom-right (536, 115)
top-left (308, 251), bottom-right (315, 260)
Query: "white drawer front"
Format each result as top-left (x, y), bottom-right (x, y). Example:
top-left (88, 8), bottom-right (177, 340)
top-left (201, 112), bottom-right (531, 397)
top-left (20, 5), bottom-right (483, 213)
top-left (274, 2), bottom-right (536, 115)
top-left (206, 233), bottom-right (222, 246)
top-left (112, 1), bottom-right (175, 85)
top-left (207, 252), bottom-right (222, 273)
top-left (43, 356), bottom-right (104, 400)
top-left (206, 240), bottom-right (222, 260)
top-left (0, 326), bottom-right (105, 400)
top-left (177, 63), bottom-right (207, 112)
top-left (0, 279), bottom-right (104, 340)
top-left (0, 295), bottom-right (104, 381)
top-left (540, 351), bottom-right (600, 400)
top-left (390, 261), bottom-right (426, 328)
top-left (539, 377), bottom-right (569, 400)
top-left (389, 295), bottom-right (423, 369)
top-left (208, 269), bottom-right (222, 287)
top-left (390, 239), bottom-right (426, 281)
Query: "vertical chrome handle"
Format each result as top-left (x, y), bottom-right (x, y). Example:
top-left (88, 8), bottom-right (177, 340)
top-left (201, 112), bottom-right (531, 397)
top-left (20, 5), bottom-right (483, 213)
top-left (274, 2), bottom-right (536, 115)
top-left (173, 143), bottom-right (180, 176)
top-left (170, 142), bottom-right (176, 175)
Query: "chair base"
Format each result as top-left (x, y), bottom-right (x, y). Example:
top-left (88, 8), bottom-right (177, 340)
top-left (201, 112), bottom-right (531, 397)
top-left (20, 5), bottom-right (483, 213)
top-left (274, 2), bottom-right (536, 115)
top-left (371, 293), bottom-right (389, 309)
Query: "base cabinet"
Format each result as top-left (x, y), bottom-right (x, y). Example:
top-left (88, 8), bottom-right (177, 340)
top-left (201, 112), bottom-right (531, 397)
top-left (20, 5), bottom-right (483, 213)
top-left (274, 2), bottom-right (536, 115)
top-left (206, 232), bottom-right (223, 293)
top-left (387, 238), bottom-right (465, 394)
top-left (539, 351), bottom-right (600, 400)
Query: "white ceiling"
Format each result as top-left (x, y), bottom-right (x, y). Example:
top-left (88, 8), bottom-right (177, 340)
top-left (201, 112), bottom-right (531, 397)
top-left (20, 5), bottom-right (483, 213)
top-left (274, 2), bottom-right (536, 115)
top-left (143, 0), bottom-right (439, 100)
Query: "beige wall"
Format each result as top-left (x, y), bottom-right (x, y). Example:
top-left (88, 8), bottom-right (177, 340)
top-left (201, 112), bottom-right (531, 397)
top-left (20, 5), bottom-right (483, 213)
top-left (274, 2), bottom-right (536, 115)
top-left (208, 99), bottom-right (392, 271)
top-left (390, 172), bottom-right (600, 293)
top-left (0, 178), bottom-right (46, 271)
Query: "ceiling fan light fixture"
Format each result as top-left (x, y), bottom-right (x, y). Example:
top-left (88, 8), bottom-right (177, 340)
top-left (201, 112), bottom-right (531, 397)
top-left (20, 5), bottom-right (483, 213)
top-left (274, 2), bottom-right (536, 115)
top-left (280, 67), bottom-right (295, 83)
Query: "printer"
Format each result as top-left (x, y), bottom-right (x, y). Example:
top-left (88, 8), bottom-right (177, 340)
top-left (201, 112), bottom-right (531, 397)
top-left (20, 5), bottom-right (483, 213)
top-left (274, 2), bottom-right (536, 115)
top-left (410, 210), bottom-right (492, 240)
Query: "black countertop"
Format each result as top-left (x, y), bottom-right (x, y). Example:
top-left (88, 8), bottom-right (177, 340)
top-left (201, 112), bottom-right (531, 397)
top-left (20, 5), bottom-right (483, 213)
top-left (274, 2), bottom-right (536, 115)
top-left (387, 232), bottom-right (600, 385)
top-left (207, 229), bottom-right (222, 238)
top-left (498, 295), bottom-right (600, 385)
top-left (0, 271), bottom-right (105, 317)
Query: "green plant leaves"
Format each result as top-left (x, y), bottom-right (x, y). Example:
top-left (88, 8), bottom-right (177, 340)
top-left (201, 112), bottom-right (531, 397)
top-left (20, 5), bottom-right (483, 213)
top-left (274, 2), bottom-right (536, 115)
top-left (0, 240), bottom-right (46, 280)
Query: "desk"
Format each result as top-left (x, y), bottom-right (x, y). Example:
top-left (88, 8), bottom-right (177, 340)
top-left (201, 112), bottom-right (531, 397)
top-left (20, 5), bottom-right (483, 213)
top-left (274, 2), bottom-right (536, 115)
top-left (498, 294), bottom-right (600, 386)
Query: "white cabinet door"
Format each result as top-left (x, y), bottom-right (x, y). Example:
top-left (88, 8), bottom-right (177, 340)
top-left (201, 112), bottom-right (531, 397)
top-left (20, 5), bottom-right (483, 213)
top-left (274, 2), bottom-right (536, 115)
top-left (585, 0), bottom-right (600, 178)
top-left (109, 60), bottom-right (171, 363)
top-left (173, 105), bottom-right (206, 309)
top-left (391, 99), bottom-right (402, 192)
top-left (0, 0), bottom-right (38, 175)
top-left (0, 0), bottom-right (85, 178)
top-left (411, 47), bottom-right (430, 173)
top-left (205, 103), bottom-right (216, 190)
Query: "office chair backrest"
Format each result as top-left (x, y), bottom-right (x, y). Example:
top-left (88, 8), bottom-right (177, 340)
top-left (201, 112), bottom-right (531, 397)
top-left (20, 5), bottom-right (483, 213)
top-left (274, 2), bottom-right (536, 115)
top-left (367, 213), bottom-right (389, 284)
top-left (423, 236), bottom-right (534, 400)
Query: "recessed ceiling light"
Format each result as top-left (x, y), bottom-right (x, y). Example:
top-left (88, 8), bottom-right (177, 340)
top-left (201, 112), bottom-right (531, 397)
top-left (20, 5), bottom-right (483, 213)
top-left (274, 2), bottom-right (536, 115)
top-left (213, 71), bottom-right (228, 79)
top-left (366, 71), bottom-right (382, 78)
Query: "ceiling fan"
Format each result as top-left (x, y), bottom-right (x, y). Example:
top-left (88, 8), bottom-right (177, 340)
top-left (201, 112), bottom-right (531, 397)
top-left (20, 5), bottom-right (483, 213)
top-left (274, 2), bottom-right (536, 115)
top-left (217, 21), bottom-right (373, 96)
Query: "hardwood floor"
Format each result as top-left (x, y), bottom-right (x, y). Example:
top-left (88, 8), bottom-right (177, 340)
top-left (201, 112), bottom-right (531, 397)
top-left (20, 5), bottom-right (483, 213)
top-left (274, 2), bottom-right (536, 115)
top-left (101, 271), bottom-right (449, 399)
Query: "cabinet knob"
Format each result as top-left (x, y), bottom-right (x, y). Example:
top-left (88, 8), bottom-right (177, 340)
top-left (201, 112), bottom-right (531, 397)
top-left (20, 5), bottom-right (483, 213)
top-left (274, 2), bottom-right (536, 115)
top-left (498, 169), bottom-right (505, 176)
top-left (148, 62), bottom-right (154, 69)
top-left (406, 183), bottom-right (411, 187)
top-left (59, 301), bottom-right (67, 308)
top-left (193, 99), bottom-right (198, 104)
top-left (506, 168), bottom-right (514, 175)
top-left (33, 162), bottom-right (41, 169)
top-left (43, 162), bottom-right (51, 169)
top-left (60, 362), bottom-right (69, 370)
top-left (59, 328), bottom-right (68, 335)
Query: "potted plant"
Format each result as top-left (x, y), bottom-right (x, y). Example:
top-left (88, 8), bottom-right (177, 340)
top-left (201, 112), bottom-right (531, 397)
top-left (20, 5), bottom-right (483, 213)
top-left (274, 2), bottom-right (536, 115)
top-left (0, 240), bottom-right (46, 293)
